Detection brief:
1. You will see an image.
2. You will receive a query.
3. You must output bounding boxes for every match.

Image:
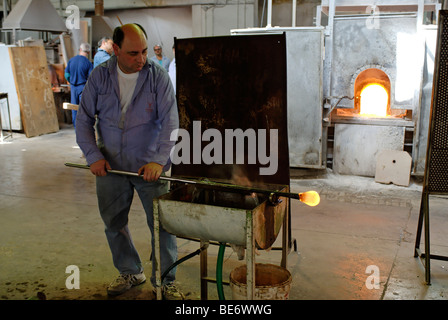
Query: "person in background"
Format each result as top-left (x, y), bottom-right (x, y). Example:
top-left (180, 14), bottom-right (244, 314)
top-left (75, 23), bottom-right (182, 299)
top-left (168, 44), bottom-right (176, 93)
top-left (150, 44), bottom-right (170, 71)
top-left (65, 43), bottom-right (93, 128)
top-left (94, 37), bottom-right (113, 68)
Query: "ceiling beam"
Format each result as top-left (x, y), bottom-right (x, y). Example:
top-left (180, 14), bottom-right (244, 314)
top-left (47, 0), bottom-right (255, 12)
top-left (0, 0), bottom-right (255, 13)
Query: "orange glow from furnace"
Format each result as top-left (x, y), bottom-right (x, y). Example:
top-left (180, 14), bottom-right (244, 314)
top-left (360, 84), bottom-right (388, 117)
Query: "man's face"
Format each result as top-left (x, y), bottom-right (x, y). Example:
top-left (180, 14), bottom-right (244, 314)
top-left (113, 29), bottom-right (148, 74)
top-left (154, 46), bottom-right (162, 56)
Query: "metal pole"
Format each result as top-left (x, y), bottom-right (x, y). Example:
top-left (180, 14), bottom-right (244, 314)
top-left (153, 200), bottom-right (163, 299)
top-left (64, 162), bottom-right (319, 205)
top-left (246, 210), bottom-right (255, 299)
top-left (267, 0), bottom-right (272, 27)
top-left (292, 0), bottom-right (297, 27)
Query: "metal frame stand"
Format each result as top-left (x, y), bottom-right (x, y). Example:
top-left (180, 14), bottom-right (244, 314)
top-left (413, 10), bottom-right (448, 285)
top-left (153, 197), bottom-right (291, 300)
top-left (153, 202), bottom-right (256, 300)
top-left (197, 210), bottom-right (256, 300)
top-left (0, 93), bottom-right (13, 142)
top-left (153, 200), bottom-right (163, 300)
top-left (414, 189), bottom-right (448, 285)
top-left (414, 189), bottom-right (431, 284)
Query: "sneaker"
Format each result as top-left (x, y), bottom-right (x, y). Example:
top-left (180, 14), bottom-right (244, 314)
top-left (107, 272), bottom-right (146, 296)
top-left (153, 282), bottom-right (185, 300)
top-left (163, 282), bottom-right (185, 300)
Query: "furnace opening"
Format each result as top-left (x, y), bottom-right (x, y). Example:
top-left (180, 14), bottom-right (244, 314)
top-left (334, 67), bottom-right (410, 120)
top-left (335, 68), bottom-right (407, 119)
top-left (360, 83), bottom-right (388, 117)
top-left (354, 68), bottom-right (391, 117)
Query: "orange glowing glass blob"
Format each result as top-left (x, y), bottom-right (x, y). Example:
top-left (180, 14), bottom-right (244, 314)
top-left (299, 191), bottom-right (320, 207)
top-left (360, 83), bottom-right (388, 117)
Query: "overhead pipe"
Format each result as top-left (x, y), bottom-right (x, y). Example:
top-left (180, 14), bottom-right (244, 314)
top-left (2, 0), bottom-right (7, 43)
top-left (2, 0), bottom-right (7, 21)
top-left (95, 0), bottom-right (104, 16)
top-left (2, 0), bottom-right (8, 42)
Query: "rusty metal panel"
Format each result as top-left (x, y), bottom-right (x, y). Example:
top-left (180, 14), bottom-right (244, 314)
top-left (174, 34), bottom-right (289, 187)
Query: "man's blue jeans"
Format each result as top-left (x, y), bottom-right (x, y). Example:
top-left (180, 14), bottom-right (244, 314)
top-left (96, 173), bottom-right (177, 286)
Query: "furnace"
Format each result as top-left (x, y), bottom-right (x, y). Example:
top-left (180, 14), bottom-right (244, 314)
top-left (322, 1), bottom-right (439, 177)
top-left (231, 0), bottom-right (440, 178)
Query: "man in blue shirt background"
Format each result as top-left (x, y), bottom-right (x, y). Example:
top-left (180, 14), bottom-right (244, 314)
top-left (65, 43), bottom-right (93, 128)
top-left (94, 37), bottom-right (113, 68)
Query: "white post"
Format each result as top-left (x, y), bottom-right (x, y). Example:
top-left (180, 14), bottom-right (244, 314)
top-left (292, 0), bottom-right (297, 27)
top-left (267, 0), bottom-right (272, 27)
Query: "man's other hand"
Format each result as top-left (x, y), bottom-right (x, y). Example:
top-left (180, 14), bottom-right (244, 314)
top-left (90, 159), bottom-right (111, 176)
top-left (138, 162), bottom-right (163, 182)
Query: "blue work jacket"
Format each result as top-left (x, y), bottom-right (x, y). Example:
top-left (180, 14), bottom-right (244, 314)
top-left (65, 55), bottom-right (93, 86)
top-left (75, 55), bottom-right (179, 173)
top-left (150, 55), bottom-right (171, 71)
top-left (93, 49), bottom-right (111, 68)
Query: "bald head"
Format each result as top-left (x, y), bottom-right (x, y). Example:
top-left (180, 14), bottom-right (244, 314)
top-left (113, 23), bottom-right (149, 74)
top-left (113, 23), bottom-right (147, 48)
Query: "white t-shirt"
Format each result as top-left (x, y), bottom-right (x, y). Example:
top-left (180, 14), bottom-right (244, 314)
top-left (117, 63), bottom-right (139, 128)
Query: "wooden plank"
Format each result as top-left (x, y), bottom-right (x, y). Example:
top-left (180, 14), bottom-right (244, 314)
top-left (63, 102), bottom-right (78, 110)
top-left (8, 46), bottom-right (59, 137)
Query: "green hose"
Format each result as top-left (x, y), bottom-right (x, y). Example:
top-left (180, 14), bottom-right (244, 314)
top-left (160, 241), bottom-right (226, 300)
top-left (216, 242), bottom-right (226, 300)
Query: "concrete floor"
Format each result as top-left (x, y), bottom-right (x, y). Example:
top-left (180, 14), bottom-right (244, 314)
top-left (1, 124), bottom-right (448, 300)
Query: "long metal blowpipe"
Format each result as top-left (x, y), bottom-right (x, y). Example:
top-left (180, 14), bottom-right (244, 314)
top-left (64, 162), bottom-right (320, 207)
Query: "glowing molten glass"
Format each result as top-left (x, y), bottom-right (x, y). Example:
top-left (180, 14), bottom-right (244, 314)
top-left (299, 191), bottom-right (320, 207)
top-left (360, 83), bottom-right (388, 117)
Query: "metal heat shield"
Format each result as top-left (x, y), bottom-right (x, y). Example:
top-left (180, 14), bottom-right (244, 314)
top-left (172, 33), bottom-right (289, 188)
top-left (158, 34), bottom-right (290, 251)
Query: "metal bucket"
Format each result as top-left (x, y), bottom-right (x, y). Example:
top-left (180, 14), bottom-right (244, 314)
top-left (230, 263), bottom-right (292, 300)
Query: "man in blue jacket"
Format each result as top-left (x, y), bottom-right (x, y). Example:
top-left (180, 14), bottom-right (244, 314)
top-left (93, 36), bottom-right (113, 68)
top-left (150, 44), bottom-right (170, 71)
top-left (65, 43), bottom-right (93, 128)
top-left (75, 23), bottom-right (181, 299)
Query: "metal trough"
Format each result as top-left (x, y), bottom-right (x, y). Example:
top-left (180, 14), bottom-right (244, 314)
top-left (157, 184), bottom-right (288, 249)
